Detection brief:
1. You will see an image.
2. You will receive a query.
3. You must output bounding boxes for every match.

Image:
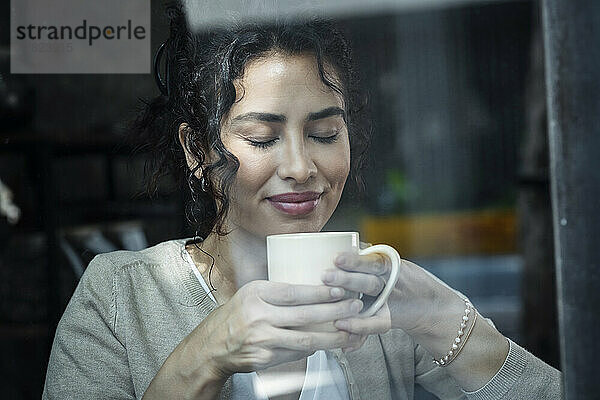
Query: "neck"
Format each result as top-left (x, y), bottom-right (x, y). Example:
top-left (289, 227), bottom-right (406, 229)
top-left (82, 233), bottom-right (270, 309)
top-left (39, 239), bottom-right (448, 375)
top-left (201, 224), bottom-right (268, 291)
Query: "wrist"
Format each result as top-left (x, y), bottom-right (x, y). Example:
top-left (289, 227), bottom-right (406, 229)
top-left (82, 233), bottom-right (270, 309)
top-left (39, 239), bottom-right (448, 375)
top-left (177, 336), bottom-right (230, 391)
top-left (404, 290), bottom-right (466, 351)
top-left (144, 336), bottom-right (228, 400)
top-left (443, 311), bottom-right (509, 391)
top-left (432, 298), bottom-right (476, 366)
top-left (411, 293), bottom-right (510, 391)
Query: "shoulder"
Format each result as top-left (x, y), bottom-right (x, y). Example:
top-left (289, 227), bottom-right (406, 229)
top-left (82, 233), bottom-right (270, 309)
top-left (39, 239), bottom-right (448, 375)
top-left (82, 238), bottom-right (187, 283)
top-left (88, 238), bottom-right (186, 272)
top-left (74, 238), bottom-right (191, 310)
top-left (61, 238), bottom-right (192, 332)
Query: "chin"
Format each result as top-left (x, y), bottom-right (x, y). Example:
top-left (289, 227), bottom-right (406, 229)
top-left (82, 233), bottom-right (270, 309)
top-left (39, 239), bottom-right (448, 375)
top-left (258, 216), bottom-right (328, 237)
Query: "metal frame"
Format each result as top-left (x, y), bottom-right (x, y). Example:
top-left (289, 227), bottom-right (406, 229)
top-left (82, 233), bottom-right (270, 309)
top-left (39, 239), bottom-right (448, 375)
top-left (542, 1), bottom-right (600, 398)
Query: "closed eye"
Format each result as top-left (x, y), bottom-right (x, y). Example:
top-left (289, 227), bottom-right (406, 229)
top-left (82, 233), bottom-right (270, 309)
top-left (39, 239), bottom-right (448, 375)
top-left (310, 132), bottom-right (339, 144)
top-left (247, 131), bottom-right (339, 148)
top-left (248, 138), bottom-right (279, 149)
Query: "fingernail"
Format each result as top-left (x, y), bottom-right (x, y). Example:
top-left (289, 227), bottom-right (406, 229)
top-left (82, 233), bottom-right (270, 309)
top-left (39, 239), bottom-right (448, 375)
top-left (322, 271), bottom-right (335, 283)
top-left (335, 255), bottom-right (347, 265)
top-left (335, 320), bottom-right (349, 330)
top-left (351, 299), bottom-right (363, 313)
top-left (330, 287), bottom-right (344, 298)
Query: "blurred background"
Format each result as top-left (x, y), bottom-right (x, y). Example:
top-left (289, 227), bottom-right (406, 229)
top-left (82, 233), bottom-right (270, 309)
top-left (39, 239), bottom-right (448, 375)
top-left (1, 0), bottom-right (560, 398)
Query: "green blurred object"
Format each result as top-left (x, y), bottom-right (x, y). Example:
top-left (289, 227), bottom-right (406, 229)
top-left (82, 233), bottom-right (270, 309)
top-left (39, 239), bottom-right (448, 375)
top-left (376, 168), bottom-right (416, 213)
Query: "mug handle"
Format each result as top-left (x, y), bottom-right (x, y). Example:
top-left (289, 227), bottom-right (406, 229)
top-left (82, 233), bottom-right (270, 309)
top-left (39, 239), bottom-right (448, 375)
top-left (357, 244), bottom-right (401, 317)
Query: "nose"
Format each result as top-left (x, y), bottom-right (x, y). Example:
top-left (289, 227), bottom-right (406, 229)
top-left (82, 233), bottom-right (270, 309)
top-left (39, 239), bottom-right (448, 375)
top-left (276, 136), bottom-right (317, 184)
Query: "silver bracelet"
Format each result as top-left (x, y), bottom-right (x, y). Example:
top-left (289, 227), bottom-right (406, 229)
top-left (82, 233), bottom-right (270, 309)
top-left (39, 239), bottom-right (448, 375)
top-left (432, 298), bottom-right (477, 367)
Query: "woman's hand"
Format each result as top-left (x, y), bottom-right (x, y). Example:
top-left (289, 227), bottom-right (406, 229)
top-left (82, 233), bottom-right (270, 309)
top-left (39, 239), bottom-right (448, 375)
top-left (321, 252), bottom-right (393, 352)
top-left (199, 280), bottom-right (364, 376)
top-left (321, 252), bottom-right (468, 346)
top-left (144, 280), bottom-right (363, 399)
top-left (322, 252), bottom-right (510, 392)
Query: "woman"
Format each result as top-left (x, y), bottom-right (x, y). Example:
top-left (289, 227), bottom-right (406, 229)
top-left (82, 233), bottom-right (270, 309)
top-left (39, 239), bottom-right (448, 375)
top-left (43, 4), bottom-right (561, 400)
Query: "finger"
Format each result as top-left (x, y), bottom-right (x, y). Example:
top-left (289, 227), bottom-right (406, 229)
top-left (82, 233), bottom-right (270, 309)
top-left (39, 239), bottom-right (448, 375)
top-left (321, 269), bottom-right (385, 297)
top-left (334, 252), bottom-right (391, 277)
top-left (259, 282), bottom-right (346, 306)
top-left (240, 347), bottom-right (316, 371)
top-left (334, 313), bottom-right (391, 335)
top-left (269, 328), bottom-right (363, 352)
top-left (272, 299), bottom-right (363, 327)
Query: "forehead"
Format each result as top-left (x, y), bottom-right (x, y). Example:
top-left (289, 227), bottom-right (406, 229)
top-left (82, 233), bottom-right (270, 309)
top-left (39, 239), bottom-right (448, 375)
top-left (228, 53), bottom-right (344, 120)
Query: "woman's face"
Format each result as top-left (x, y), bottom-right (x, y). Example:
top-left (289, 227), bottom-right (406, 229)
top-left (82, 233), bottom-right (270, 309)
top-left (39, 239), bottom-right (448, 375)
top-left (219, 53), bottom-right (350, 238)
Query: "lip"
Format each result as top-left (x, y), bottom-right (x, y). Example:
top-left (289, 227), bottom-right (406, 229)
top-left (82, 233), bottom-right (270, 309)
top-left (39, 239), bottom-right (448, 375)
top-left (267, 191), bottom-right (322, 216)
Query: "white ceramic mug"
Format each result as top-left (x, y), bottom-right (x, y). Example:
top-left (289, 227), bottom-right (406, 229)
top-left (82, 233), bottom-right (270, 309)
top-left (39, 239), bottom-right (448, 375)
top-left (267, 232), bottom-right (400, 321)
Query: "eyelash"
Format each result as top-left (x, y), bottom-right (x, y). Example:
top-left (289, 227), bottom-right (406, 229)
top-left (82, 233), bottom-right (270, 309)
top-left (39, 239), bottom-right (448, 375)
top-left (312, 133), bottom-right (339, 144)
top-left (248, 132), bottom-right (339, 149)
top-left (249, 138), bottom-right (278, 149)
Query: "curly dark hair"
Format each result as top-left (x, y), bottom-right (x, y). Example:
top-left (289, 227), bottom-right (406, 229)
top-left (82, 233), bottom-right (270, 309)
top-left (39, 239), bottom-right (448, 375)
top-left (132, 2), bottom-right (370, 239)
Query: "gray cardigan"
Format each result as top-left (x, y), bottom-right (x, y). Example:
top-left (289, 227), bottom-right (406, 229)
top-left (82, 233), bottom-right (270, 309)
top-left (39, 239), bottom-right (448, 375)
top-left (43, 239), bottom-right (562, 399)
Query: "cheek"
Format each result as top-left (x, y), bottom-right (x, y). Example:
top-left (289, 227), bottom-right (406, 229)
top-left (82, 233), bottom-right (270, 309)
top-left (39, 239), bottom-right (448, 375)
top-left (231, 150), bottom-right (273, 193)
top-left (319, 142), bottom-right (351, 187)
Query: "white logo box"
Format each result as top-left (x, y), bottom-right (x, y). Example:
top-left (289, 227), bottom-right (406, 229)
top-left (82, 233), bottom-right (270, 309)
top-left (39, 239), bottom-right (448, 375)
top-left (11, 0), bottom-right (150, 74)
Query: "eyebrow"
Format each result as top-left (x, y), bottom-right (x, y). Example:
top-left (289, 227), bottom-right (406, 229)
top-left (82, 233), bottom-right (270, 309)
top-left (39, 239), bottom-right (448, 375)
top-left (230, 106), bottom-right (346, 124)
top-left (307, 106), bottom-right (346, 121)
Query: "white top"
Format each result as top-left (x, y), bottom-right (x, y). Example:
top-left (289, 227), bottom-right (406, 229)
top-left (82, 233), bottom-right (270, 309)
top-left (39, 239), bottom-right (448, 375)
top-left (184, 249), bottom-right (349, 400)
